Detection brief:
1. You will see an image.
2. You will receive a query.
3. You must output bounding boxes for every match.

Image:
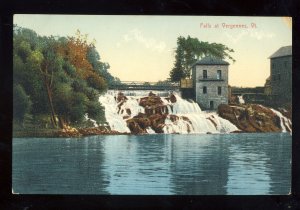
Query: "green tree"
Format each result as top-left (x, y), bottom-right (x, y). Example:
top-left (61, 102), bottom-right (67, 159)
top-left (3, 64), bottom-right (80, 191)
top-left (13, 25), bottom-right (113, 129)
top-left (87, 46), bottom-right (121, 86)
top-left (170, 36), bottom-right (235, 81)
top-left (13, 84), bottom-right (32, 125)
top-left (170, 37), bottom-right (186, 81)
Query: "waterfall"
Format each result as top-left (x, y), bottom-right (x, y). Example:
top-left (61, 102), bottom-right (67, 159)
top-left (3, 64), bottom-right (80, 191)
top-left (162, 93), bottom-right (238, 134)
top-left (270, 108), bottom-right (292, 132)
top-left (99, 90), bottom-right (239, 134)
top-left (98, 91), bottom-right (131, 133)
top-left (238, 95), bottom-right (245, 104)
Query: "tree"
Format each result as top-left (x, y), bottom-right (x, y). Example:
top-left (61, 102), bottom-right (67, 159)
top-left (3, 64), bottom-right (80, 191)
top-left (13, 26), bottom-right (114, 129)
top-left (13, 36), bottom-right (51, 121)
top-left (170, 37), bottom-right (185, 81)
top-left (170, 36), bottom-right (235, 81)
top-left (13, 84), bottom-right (32, 125)
top-left (87, 45), bottom-right (121, 86)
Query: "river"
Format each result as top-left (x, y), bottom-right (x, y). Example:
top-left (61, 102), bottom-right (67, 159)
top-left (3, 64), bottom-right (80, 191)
top-left (13, 133), bottom-right (291, 195)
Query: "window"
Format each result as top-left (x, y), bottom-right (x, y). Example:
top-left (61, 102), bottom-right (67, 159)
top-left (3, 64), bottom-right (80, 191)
top-left (284, 61), bottom-right (288, 68)
top-left (217, 70), bottom-right (222, 80)
top-left (203, 86), bottom-right (207, 94)
top-left (218, 86), bottom-right (222, 95)
top-left (210, 101), bottom-right (214, 109)
top-left (203, 70), bottom-right (207, 79)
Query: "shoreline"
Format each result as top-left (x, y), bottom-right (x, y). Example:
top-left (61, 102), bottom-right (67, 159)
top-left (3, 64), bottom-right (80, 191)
top-left (13, 127), bottom-right (290, 138)
top-left (13, 127), bottom-right (129, 138)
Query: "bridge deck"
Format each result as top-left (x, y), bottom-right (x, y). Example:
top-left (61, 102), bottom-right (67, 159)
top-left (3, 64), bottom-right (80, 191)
top-left (109, 81), bottom-right (180, 90)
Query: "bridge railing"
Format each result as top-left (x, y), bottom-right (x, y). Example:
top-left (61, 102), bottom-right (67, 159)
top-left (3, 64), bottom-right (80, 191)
top-left (108, 81), bottom-right (180, 90)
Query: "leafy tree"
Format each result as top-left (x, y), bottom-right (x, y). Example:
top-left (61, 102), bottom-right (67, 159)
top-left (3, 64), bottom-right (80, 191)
top-left (13, 26), bottom-right (116, 129)
top-left (13, 84), bottom-right (32, 125)
top-left (170, 36), bottom-right (235, 81)
top-left (170, 38), bottom-right (185, 81)
top-left (86, 71), bottom-right (107, 92)
top-left (13, 38), bottom-right (50, 119)
top-left (87, 45), bottom-right (121, 86)
top-left (86, 100), bottom-right (106, 123)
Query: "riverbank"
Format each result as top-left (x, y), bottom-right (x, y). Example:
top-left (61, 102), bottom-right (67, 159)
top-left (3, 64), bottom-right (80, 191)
top-left (13, 92), bottom-right (292, 138)
top-left (13, 127), bottom-right (128, 138)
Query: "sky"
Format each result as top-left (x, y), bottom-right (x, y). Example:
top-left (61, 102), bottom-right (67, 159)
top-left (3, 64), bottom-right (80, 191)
top-left (14, 15), bottom-right (292, 87)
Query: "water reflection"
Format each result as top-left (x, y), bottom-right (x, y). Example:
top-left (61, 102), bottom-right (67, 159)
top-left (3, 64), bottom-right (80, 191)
top-left (13, 133), bottom-right (291, 194)
top-left (102, 135), bottom-right (172, 194)
top-left (225, 133), bottom-right (291, 194)
top-left (13, 137), bottom-right (110, 194)
top-left (264, 133), bottom-right (291, 194)
top-left (167, 134), bottom-right (229, 195)
top-left (226, 138), bottom-right (271, 194)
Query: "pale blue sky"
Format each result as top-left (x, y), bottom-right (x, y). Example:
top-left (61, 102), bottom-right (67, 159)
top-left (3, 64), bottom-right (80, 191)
top-left (14, 15), bottom-right (292, 87)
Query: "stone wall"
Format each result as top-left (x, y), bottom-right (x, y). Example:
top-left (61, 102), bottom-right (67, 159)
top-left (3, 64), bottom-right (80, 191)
top-left (270, 56), bottom-right (292, 103)
top-left (194, 65), bottom-right (229, 110)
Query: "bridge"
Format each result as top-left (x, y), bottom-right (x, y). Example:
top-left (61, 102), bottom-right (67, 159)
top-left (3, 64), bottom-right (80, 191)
top-left (109, 81), bottom-right (180, 91)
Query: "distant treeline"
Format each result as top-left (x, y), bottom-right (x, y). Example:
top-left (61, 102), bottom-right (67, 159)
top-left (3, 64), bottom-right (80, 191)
top-left (13, 25), bottom-right (120, 130)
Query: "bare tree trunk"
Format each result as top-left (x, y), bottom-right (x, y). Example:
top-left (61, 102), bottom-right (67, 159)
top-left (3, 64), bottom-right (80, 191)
top-left (45, 79), bottom-right (57, 128)
top-left (41, 62), bottom-right (57, 128)
top-left (58, 116), bottom-right (66, 129)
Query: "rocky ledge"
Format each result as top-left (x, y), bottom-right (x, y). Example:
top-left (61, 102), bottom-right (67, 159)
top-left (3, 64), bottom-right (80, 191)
top-left (55, 126), bottom-right (128, 137)
top-left (218, 104), bottom-right (292, 133)
top-left (125, 92), bottom-right (177, 134)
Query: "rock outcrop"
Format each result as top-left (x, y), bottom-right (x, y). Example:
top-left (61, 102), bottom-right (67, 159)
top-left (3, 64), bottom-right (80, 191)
top-left (218, 104), bottom-right (291, 132)
top-left (126, 92), bottom-right (169, 134)
top-left (55, 126), bottom-right (126, 137)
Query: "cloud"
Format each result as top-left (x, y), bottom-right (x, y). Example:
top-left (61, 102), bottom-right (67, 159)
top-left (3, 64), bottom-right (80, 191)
top-left (249, 30), bottom-right (275, 40)
top-left (117, 28), bottom-right (166, 53)
top-left (224, 29), bottom-right (275, 44)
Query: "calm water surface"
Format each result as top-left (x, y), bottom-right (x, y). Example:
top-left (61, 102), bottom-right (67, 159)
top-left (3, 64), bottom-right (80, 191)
top-left (13, 133), bottom-right (291, 195)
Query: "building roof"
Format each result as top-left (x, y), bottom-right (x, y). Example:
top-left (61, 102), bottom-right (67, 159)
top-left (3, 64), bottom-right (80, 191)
top-left (193, 56), bottom-right (229, 66)
top-left (269, 46), bottom-right (292, 59)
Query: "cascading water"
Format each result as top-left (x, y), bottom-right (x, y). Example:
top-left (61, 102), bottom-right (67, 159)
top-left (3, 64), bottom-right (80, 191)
top-left (238, 95), bottom-right (245, 104)
top-left (99, 90), bottom-right (239, 134)
top-left (270, 108), bottom-right (292, 132)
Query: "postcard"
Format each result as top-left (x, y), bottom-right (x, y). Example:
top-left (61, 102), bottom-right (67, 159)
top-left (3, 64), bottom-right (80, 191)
top-left (12, 15), bottom-right (292, 195)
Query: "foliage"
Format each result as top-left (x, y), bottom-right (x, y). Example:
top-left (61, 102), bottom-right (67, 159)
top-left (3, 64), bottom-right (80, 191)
top-left (170, 36), bottom-right (235, 81)
top-left (13, 26), bottom-right (118, 129)
top-left (13, 84), bottom-right (32, 124)
top-left (87, 46), bottom-right (121, 86)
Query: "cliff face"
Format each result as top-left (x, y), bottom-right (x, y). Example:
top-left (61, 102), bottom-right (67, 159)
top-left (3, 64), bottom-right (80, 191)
top-left (218, 104), bottom-right (292, 133)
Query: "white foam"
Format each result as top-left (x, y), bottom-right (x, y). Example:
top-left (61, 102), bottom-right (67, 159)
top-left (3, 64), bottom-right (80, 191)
top-left (98, 90), bottom-right (239, 134)
top-left (270, 108), bottom-right (292, 132)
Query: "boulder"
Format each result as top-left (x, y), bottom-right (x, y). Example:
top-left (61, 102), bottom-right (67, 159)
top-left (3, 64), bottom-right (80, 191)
top-left (139, 95), bottom-right (164, 107)
top-left (126, 119), bottom-right (145, 134)
top-left (165, 93), bottom-right (177, 103)
top-left (169, 94), bottom-right (177, 103)
top-left (218, 104), bottom-right (286, 132)
top-left (148, 91), bottom-right (156, 97)
top-left (169, 114), bottom-right (179, 122)
top-left (116, 92), bottom-right (127, 103)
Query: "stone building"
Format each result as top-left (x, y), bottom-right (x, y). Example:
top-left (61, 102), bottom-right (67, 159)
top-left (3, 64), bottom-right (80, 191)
top-left (192, 56), bottom-right (229, 110)
top-left (264, 76), bottom-right (272, 96)
top-left (268, 46), bottom-right (292, 104)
